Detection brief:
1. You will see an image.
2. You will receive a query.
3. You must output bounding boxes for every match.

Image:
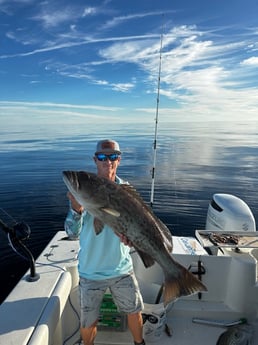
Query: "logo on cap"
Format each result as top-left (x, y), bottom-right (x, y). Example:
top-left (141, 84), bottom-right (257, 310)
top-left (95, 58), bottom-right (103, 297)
top-left (101, 141), bottom-right (116, 150)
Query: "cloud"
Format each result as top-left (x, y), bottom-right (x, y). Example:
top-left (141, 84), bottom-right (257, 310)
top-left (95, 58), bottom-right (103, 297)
top-left (0, 33), bottom-right (159, 59)
top-left (101, 11), bottom-right (164, 30)
top-left (0, 100), bottom-right (122, 112)
top-left (82, 7), bottom-right (97, 17)
top-left (93, 24), bottom-right (258, 110)
top-left (3, 20), bottom-right (256, 106)
top-left (99, 9), bottom-right (179, 32)
top-left (241, 56), bottom-right (258, 66)
top-left (110, 82), bottom-right (135, 92)
top-left (32, 6), bottom-right (78, 28)
top-left (90, 79), bottom-right (135, 92)
top-left (0, 0), bottom-right (33, 4)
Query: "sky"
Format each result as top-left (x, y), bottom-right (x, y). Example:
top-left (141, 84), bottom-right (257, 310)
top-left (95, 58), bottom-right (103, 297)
top-left (1, 0), bottom-right (258, 125)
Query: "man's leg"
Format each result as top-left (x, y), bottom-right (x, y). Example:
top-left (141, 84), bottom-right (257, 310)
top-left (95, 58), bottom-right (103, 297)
top-left (80, 320), bottom-right (98, 345)
top-left (127, 311), bottom-right (145, 344)
top-left (110, 273), bottom-right (145, 344)
top-left (79, 278), bottom-right (107, 345)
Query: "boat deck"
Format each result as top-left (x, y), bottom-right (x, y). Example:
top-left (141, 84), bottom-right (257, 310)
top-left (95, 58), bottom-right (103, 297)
top-left (92, 316), bottom-right (258, 345)
top-left (95, 319), bottom-right (223, 345)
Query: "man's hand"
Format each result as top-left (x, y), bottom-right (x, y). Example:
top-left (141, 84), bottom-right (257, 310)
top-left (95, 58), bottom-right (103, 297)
top-left (67, 192), bottom-right (84, 214)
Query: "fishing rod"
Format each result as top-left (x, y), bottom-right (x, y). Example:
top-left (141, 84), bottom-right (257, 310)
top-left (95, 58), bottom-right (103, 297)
top-left (150, 25), bottom-right (164, 208)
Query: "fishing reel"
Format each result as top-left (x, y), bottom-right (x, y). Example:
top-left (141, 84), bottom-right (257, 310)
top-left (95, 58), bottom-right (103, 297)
top-left (0, 219), bottom-right (31, 241)
top-left (12, 222), bottom-right (31, 241)
top-left (0, 218), bottom-right (40, 282)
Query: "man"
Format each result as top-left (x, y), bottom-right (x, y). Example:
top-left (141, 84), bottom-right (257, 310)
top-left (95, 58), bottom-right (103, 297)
top-left (64, 139), bottom-right (145, 345)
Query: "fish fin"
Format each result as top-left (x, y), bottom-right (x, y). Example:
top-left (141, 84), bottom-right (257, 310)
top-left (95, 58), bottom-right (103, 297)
top-left (163, 239), bottom-right (173, 253)
top-left (101, 207), bottom-right (120, 217)
top-left (136, 249), bottom-right (155, 268)
top-left (156, 219), bottom-right (173, 252)
top-left (163, 262), bottom-right (207, 306)
top-left (94, 218), bottom-right (104, 235)
top-left (120, 184), bottom-right (143, 200)
top-left (121, 184), bottom-right (173, 252)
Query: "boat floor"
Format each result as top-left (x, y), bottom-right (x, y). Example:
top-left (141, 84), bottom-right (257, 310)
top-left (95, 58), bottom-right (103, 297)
top-left (75, 316), bottom-right (257, 345)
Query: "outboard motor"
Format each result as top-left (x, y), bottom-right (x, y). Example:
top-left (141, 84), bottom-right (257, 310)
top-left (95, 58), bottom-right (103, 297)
top-left (205, 194), bottom-right (256, 232)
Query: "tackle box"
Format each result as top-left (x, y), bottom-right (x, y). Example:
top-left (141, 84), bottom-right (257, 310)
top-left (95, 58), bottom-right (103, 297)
top-left (98, 293), bottom-right (127, 331)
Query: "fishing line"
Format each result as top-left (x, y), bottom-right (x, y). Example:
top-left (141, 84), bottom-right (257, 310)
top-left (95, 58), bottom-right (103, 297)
top-left (171, 140), bottom-right (179, 230)
top-left (0, 207), bottom-right (17, 224)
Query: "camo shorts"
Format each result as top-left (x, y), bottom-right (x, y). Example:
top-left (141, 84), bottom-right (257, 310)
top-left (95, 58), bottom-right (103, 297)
top-left (79, 272), bottom-right (144, 328)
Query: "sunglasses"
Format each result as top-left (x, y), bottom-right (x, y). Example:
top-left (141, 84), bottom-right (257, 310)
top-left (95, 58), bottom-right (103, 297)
top-left (95, 153), bottom-right (120, 162)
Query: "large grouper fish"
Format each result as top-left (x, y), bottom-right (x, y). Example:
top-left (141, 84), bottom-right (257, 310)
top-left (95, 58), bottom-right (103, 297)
top-left (63, 171), bottom-right (207, 305)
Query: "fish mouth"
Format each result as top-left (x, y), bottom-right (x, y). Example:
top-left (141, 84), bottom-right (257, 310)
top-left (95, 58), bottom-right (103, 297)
top-left (63, 171), bottom-right (72, 179)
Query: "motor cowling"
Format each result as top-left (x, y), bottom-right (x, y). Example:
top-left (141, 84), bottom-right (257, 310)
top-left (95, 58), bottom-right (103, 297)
top-left (205, 194), bottom-right (256, 232)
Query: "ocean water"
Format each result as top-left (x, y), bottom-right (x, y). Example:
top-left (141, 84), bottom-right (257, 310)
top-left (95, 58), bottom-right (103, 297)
top-left (0, 120), bottom-right (258, 303)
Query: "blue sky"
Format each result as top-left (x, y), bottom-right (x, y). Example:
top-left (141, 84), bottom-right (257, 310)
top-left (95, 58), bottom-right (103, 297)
top-left (1, 0), bottom-right (258, 124)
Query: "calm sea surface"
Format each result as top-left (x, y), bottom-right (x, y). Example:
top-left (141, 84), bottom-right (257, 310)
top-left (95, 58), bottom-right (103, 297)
top-left (1, 120), bottom-right (258, 303)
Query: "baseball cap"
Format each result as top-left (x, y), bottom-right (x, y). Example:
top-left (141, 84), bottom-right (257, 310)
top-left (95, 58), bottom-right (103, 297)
top-left (95, 139), bottom-right (121, 155)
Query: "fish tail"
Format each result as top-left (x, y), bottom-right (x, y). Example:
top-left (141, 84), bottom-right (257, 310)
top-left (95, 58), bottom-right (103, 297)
top-left (164, 263), bottom-right (207, 306)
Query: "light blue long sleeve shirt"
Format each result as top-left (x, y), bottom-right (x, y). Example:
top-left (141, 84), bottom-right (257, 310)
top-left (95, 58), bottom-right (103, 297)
top-left (64, 176), bottom-right (133, 280)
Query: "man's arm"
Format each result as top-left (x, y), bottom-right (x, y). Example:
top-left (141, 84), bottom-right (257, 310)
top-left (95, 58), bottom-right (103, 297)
top-left (64, 192), bottom-right (84, 238)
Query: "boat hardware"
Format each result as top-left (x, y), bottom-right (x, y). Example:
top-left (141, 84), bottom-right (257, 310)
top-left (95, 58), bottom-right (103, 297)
top-left (188, 257), bottom-right (206, 299)
top-left (192, 317), bottom-right (247, 327)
